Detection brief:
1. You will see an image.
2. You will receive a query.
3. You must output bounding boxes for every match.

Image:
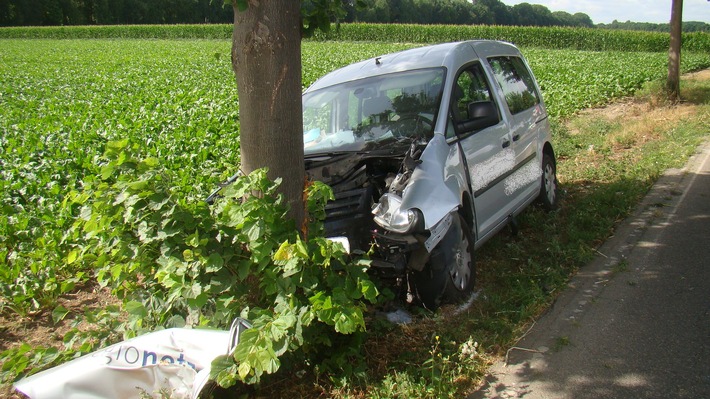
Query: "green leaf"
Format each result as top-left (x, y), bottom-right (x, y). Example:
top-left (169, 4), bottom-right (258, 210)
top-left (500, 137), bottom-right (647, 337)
top-left (187, 292), bottom-right (208, 308)
top-left (106, 139), bottom-right (129, 153)
top-left (273, 241), bottom-right (292, 261)
top-left (244, 219), bottom-right (263, 242)
top-left (237, 361), bottom-right (251, 380)
top-left (206, 252), bottom-right (224, 272)
top-left (127, 180), bottom-right (149, 191)
top-left (235, 259), bottom-right (251, 281)
top-left (210, 354), bottom-right (239, 388)
top-left (138, 157), bottom-right (159, 171)
top-left (360, 279), bottom-right (379, 303)
top-left (334, 307), bottom-right (364, 334)
top-left (295, 236), bottom-right (309, 258)
top-left (100, 164), bottom-right (115, 180)
top-left (282, 257), bottom-right (301, 278)
top-left (187, 230), bottom-right (201, 248)
top-left (270, 313), bottom-right (296, 340)
top-left (125, 301), bottom-right (147, 318)
top-left (165, 315), bottom-right (186, 328)
top-left (51, 305), bottom-right (70, 324)
top-left (66, 249), bottom-right (79, 265)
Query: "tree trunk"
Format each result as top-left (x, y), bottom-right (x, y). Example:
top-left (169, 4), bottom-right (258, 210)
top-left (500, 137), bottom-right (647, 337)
top-left (231, 1), bottom-right (305, 229)
top-left (667, 0), bottom-right (683, 102)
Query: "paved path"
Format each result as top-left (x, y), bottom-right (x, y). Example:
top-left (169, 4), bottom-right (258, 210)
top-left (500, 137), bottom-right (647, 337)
top-left (471, 141), bottom-right (710, 399)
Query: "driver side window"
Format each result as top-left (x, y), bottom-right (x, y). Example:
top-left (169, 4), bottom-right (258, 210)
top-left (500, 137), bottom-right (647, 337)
top-left (447, 63), bottom-right (496, 138)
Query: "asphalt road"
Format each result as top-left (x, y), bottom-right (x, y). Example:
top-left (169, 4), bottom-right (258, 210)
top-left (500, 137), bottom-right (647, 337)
top-left (471, 141), bottom-right (710, 399)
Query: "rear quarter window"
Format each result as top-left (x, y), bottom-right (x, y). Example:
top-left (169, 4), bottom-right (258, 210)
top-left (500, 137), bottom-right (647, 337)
top-left (488, 56), bottom-right (540, 115)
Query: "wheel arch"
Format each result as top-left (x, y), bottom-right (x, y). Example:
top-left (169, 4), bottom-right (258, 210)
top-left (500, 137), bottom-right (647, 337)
top-left (542, 141), bottom-right (556, 165)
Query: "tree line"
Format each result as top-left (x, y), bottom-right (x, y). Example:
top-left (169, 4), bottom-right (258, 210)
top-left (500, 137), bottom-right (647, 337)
top-left (0, 0), bottom-right (594, 28)
top-left (1, 0), bottom-right (708, 32)
top-left (0, 0), bottom-right (232, 26)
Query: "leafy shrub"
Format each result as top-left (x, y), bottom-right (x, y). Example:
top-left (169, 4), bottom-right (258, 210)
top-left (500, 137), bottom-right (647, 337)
top-left (63, 139), bottom-right (379, 384)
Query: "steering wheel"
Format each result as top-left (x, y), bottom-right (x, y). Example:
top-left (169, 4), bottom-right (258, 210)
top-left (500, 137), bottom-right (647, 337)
top-left (390, 114), bottom-right (434, 138)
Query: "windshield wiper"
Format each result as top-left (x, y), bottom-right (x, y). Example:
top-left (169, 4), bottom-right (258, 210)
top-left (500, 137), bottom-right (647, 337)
top-left (304, 150), bottom-right (366, 161)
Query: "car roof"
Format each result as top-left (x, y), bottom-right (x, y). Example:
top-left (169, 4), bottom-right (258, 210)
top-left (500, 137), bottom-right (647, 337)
top-left (304, 40), bottom-right (522, 93)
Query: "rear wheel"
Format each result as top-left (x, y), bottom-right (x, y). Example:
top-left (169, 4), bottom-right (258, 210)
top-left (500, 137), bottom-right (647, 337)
top-left (413, 214), bottom-right (475, 310)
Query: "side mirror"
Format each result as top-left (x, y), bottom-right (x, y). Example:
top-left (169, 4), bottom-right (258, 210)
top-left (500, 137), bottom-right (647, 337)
top-left (456, 101), bottom-right (499, 133)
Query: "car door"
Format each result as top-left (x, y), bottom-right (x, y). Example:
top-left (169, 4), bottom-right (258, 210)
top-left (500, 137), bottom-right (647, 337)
top-left (486, 56), bottom-right (547, 208)
top-left (447, 62), bottom-right (517, 240)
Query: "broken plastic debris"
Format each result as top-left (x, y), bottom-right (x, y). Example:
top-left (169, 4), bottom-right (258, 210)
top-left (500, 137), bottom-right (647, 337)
top-left (386, 309), bottom-right (412, 324)
top-left (14, 318), bottom-right (251, 399)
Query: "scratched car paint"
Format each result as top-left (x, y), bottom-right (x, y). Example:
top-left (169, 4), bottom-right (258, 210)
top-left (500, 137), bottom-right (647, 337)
top-left (303, 40), bottom-right (558, 309)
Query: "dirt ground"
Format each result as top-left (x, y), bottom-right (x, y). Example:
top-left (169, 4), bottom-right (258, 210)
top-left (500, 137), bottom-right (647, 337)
top-left (0, 284), bottom-right (118, 352)
top-left (2, 69), bottom-right (709, 398)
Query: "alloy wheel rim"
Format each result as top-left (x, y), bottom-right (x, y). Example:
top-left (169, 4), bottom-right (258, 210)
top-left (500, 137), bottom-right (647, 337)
top-left (451, 236), bottom-right (471, 291)
top-left (544, 163), bottom-right (556, 204)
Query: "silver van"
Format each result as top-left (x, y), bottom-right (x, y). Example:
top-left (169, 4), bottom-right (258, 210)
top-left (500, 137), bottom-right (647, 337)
top-left (303, 41), bottom-right (557, 309)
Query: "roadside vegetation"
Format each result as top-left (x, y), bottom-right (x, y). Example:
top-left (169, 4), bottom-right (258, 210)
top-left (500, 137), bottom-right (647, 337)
top-left (1, 26), bottom-right (709, 398)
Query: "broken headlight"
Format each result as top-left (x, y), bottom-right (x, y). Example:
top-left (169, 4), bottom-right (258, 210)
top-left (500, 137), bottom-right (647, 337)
top-left (372, 193), bottom-right (421, 234)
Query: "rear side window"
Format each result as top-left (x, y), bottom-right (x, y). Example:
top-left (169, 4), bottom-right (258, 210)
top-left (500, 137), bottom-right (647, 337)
top-left (488, 56), bottom-right (540, 115)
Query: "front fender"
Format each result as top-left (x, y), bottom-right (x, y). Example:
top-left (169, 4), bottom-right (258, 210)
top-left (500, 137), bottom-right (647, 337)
top-left (400, 134), bottom-right (461, 230)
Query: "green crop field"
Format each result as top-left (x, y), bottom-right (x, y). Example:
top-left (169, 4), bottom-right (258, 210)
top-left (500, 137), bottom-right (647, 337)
top-left (1, 33), bottom-right (710, 396)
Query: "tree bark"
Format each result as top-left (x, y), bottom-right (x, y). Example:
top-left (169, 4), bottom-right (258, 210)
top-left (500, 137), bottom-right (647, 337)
top-left (667, 0), bottom-right (683, 102)
top-left (231, 1), bottom-right (305, 228)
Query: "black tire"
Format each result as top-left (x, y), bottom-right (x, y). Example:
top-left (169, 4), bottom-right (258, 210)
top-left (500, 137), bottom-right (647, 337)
top-left (538, 152), bottom-right (558, 211)
top-left (413, 214), bottom-right (475, 310)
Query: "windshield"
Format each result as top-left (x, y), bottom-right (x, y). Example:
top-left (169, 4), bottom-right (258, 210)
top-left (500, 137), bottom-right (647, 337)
top-left (303, 68), bottom-right (445, 156)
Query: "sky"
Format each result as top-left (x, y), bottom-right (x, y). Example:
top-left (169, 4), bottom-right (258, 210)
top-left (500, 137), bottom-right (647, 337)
top-left (498, 0), bottom-right (710, 24)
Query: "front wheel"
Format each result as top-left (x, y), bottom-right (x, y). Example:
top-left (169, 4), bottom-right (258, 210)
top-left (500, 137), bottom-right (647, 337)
top-left (412, 214), bottom-right (475, 310)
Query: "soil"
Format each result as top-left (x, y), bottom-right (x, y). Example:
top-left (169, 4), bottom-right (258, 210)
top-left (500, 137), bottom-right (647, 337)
top-left (0, 284), bottom-right (118, 352)
top-left (0, 284), bottom-right (120, 398)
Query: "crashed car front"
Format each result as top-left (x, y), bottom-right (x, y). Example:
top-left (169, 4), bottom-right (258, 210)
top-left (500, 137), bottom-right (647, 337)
top-left (302, 57), bottom-right (469, 308)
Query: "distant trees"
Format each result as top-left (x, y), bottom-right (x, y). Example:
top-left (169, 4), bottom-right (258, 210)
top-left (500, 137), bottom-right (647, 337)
top-left (349, 0), bottom-right (595, 27)
top-left (3, 0), bottom-right (706, 32)
top-left (598, 20), bottom-right (710, 33)
top-left (0, 0), bottom-right (232, 26)
top-left (552, 11), bottom-right (594, 28)
top-left (1, 0), bottom-right (597, 28)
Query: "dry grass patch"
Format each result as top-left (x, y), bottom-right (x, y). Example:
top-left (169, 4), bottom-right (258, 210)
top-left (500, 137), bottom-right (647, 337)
top-left (559, 87), bottom-right (704, 185)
